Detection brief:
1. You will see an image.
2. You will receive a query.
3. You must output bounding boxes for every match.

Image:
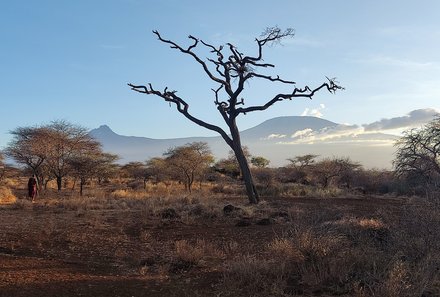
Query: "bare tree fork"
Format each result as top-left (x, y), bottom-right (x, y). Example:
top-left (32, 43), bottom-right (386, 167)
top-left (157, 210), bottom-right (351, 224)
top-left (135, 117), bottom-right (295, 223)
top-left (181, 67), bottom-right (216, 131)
top-left (129, 26), bottom-right (343, 204)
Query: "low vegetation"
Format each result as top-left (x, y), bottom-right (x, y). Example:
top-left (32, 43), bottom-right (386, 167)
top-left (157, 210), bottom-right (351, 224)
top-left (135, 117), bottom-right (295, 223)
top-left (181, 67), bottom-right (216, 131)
top-left (1, 118), bottom-right (440, 296)
top-left (1, 183), bottom-right (439, 296)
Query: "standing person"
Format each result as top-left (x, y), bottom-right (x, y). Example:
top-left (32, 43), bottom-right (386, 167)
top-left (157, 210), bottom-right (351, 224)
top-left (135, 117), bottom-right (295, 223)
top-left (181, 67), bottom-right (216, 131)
top-left (28, 174), bottom-right (38, 202)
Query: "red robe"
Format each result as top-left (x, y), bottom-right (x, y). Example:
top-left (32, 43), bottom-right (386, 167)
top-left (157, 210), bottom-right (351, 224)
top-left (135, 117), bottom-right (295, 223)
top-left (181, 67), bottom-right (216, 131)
top-left (28, 177), bottom-right (37, 198)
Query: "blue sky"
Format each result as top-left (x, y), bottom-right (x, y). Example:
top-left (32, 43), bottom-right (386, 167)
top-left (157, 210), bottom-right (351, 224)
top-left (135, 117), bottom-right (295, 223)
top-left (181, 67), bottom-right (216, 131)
top-left (1, 0), bottom-right (439, 149)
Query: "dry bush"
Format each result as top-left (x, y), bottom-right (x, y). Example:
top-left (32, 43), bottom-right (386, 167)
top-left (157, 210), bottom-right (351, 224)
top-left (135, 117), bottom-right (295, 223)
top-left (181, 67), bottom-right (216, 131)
top-left (1, 178), bottom-right (20, 188)
top-left (211, 182), bottom-right (245, 195)
top-left (357, 217), bottom-right (386, 229)
top-left (277, 183), bottom-right (344, 198)
top-left (0, 186), bottom-right (17, 204)
top-left (221, 202), bottom-right (440, 297)
top-left (221, 240), bottom-right (240, 256)
top-left (267, 238), bottom-right (304, 263)
top-left (222, 256), bottom-right (288, 297)
top-left (173, 239), bottom-right (225, 269)
top-left (110, 189), bottom-right (149, 199)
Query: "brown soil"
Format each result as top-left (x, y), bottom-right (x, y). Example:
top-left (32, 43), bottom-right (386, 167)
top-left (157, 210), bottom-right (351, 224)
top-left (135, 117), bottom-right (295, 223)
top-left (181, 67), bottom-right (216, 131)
top-left (0, 195), bottom-right (405, 297)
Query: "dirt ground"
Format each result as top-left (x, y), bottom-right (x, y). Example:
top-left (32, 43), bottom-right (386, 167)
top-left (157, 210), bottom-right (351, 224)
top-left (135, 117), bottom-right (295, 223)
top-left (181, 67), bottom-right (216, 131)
top-left (0, 195), bottom-right (407, 297)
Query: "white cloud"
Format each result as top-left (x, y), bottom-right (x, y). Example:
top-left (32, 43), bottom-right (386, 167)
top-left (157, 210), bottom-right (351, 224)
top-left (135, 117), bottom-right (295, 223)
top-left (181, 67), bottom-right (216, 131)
top-left (301, 108), bottom-right (309, 116)
top-left (270, 108), bottom-right (437, 147)
top-left (310, 109), bottom-right (323, 118)
top-left (291, 128), bottom-right (313, 138)
top-left (278, 124), bottom-right (396, 146)
top-left (301, 103), bottom-right (325, 118)
top-left (267, 133), bottom-right (287, 139)
top-left (363, 108), bottom-right (440, 131)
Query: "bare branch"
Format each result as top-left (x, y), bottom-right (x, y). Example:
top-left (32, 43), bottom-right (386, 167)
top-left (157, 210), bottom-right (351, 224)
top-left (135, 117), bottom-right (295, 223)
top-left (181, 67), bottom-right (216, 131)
top-left (130, 27), bottom-right (342, 204)
top-left (244, 26), bottom-right (295, 63)
top-left (259, 26), bottom-right (295, 46)
top-left (152, 30), bottom-right (227, 86)
top-left (246, 73), bottom-right (296, 84)
top-left (128, 83), bottom-right (233, 147)
top-left (236, 78), bottom-right (343, 114)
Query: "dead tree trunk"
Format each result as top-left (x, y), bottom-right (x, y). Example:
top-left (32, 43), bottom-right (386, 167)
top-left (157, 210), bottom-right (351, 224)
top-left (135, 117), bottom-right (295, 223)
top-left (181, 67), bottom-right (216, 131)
top-left (56, 175), bottom-right (62, 191)
top-left (229, 119), bottom-right (259, 203)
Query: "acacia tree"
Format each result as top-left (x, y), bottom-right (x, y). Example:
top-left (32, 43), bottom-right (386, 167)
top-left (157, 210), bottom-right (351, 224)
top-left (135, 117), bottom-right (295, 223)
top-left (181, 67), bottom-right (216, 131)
top-left (121, 161), bottom-right (149, 189)
top-left (287, 154), bottom-right (319, 184)
top-left (312, 157), bottom-right (361, 188)
top-left (4, 126), bottom-right (51, 186)
top-left (146, 157), bottom-right (170, 185)
top-left (164, 142), bottom-right (214, 193)
top-left (43, 120), bottom-right (101, 191)
top-left (394, 117), bottom-right (440, 189)
top-left (251, 156), bottom-right (270, 168)
top-left (129, 27), bottom-right (342, 203)
top-left (70, 152), bottom-right (118, 196)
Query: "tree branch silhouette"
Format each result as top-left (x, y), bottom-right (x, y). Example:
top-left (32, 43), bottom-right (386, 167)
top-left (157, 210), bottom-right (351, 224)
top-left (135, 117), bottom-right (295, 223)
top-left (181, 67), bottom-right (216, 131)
top-left (129, 26), bottom-right (343, 203)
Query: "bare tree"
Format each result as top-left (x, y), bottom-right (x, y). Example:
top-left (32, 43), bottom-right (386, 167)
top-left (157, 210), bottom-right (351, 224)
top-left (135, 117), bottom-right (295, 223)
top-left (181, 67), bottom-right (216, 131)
top-left (394, 117), bottom-right (440, 189)
top-left (312, 157), bottom-right (361, 188)
top-left (129, 27), bottom-right (342, 203)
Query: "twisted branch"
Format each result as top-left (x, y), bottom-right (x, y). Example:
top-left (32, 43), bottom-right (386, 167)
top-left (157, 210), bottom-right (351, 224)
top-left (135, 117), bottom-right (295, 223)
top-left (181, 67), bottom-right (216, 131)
top-left (128, 83), bottom-right (233, 147)
top-left (236, 77), bottom-right (343, 114)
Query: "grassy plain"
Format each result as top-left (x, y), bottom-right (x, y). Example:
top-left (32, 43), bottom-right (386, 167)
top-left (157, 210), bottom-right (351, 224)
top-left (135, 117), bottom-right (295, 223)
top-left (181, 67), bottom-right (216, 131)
top-left (0, 180), bottom-right (439, 297)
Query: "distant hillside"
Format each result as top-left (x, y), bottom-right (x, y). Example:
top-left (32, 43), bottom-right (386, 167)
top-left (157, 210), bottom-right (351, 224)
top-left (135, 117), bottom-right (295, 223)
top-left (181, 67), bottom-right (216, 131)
top-left (89, 116), bottom-right (398, 169)
top-left (240, 116), bottom-right (338, 140)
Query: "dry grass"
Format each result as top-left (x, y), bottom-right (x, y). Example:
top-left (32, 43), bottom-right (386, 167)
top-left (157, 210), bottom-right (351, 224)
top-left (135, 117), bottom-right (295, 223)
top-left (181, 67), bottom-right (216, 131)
top-left (0, 186), bottom-right (17, 204)
top-left (173, 239), bottom-right (225, 269)
top-left (2, 176), bottom-right (439, 296)
top-left (221, 201), bottom-right (440, 297)
top-left (267, 238), bottom-right (305, 263)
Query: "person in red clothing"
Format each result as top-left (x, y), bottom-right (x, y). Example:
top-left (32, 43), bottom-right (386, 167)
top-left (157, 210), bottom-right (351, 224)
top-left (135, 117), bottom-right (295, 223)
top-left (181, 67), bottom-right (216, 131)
top-left (27, 174), bottom-right (38, 202)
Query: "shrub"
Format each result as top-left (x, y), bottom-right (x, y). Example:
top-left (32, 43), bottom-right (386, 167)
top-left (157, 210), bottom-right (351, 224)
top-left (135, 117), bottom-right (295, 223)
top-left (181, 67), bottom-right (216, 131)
top-left (173, 239), bottom-right (225, 270)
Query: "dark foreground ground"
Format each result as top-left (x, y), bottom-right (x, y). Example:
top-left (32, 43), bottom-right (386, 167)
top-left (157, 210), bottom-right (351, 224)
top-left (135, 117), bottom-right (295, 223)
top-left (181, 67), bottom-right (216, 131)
top-left (0, 195), bottom-right (438, 297)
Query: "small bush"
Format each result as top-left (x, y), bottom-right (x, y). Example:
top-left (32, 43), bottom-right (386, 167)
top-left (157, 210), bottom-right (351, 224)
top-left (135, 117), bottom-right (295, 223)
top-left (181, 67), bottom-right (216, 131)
top-left (267, 238), bottom-right (304, 262)
top-left (222, 256), bottom-right (288, 296)
top-left (173, 239), bottom-right (225, 269)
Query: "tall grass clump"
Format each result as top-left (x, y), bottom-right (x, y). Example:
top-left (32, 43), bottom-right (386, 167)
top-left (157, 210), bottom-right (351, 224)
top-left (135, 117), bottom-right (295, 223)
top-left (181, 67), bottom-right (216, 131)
top-left (0, 186), bottom-right (17, 204)
top-left (172, 239), bottom-right (225, 271)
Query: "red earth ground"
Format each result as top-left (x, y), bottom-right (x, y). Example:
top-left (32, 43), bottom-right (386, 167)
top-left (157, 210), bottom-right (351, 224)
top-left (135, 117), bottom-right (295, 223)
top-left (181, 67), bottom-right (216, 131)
top-left (0, 195), bottom-right (406, 297)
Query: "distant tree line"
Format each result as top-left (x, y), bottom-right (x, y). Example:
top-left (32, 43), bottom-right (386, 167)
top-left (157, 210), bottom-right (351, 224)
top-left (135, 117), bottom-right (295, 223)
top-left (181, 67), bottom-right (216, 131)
top-left (2, 117), bottom-right (440, 200)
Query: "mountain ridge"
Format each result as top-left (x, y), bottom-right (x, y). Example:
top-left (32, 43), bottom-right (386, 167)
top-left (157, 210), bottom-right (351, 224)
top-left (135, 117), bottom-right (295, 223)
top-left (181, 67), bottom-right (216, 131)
top-left (89, 116), bottom-right (398, 168)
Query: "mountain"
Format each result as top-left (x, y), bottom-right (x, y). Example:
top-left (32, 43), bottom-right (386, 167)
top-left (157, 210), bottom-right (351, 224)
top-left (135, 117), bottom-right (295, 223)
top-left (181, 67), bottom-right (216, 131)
top-left (240, 116), bottom-right (338, 140)
top-left (89, 116), bottom-right (398, 169)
